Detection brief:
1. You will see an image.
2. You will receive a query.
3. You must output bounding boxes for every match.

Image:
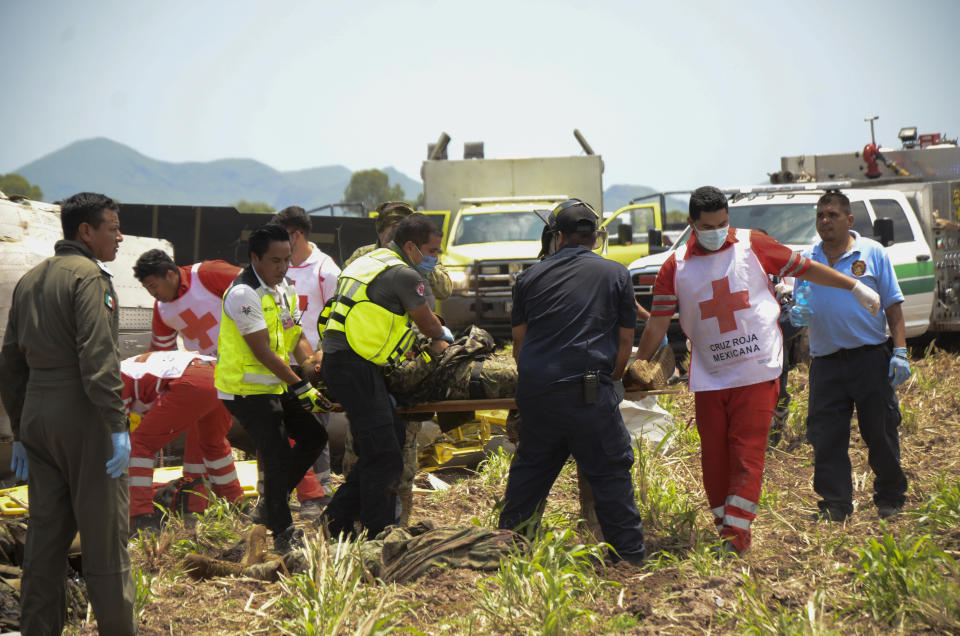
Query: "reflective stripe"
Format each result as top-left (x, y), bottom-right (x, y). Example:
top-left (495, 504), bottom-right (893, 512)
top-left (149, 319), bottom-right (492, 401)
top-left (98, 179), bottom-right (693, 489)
top-left (183, 463), bottom-right (206, 474)
top-left (129, 476), bottom-right (154, 487)
top-left (723, 514), bottom-right (752, 530)
top-left (208, 470), bottom-right (239, 485)
top-left (342, 279), bottom-right (362, 299)
top-left (653, 295), bottom-right (678, 302)
top-left (129, 457), bottom-right (155, 469)
top-left (242, 373), bottom-right (283, 385)
top-left (204, 454), bottom-right (235, 470)
top-left (726, 494), bottom-right (758, 515)
top-left (778, 251), bottom-right (799, 277)
top-left (711, 506), bottom-right (725, 519)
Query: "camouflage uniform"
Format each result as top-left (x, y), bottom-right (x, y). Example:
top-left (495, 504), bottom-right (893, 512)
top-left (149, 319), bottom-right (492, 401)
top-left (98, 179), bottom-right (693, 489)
top-left (0, 240), bottom-right (136, 635)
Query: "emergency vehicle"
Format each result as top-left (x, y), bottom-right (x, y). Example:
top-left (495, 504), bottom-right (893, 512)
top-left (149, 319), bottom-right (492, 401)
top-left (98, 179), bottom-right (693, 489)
top-left (420, 131), bottom-right (664, 337)
top-left (628, 123), bottom-right (960, 345)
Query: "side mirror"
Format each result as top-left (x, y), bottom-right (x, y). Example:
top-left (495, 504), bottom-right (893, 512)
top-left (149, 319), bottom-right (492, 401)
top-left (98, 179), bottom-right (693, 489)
top-left (873, 218), bottom-right (894, 247)
top-left (617, 223), bottom-right (633, 245)
top-left (647, 228), bottom-right (668, 252)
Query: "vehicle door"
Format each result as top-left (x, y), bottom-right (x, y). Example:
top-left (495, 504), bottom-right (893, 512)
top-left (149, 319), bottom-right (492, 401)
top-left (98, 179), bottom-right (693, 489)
top-left (599, 202), bottom-right (662, 266)
top-left (864, 196), bottom-right (933, 337)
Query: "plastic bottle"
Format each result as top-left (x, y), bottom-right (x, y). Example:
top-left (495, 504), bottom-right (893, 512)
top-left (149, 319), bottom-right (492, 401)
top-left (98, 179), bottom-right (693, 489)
top-left (790, 279), bottom-right (813, 326)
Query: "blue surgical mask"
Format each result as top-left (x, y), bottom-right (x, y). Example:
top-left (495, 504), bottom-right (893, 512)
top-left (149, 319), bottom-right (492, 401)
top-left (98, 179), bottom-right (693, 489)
top-left (415, 250), bottom-right (439, 274)
top-left (695, 226), bottom-right (728, 251)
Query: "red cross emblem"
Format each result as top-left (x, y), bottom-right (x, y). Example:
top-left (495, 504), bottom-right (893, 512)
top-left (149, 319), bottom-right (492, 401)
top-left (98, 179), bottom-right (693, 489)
top-left (298, 295), bottom-right (309, 311)
top-left (699, 277), bottom-right (750, 334)
top-left (178, 309), bottom-right (218, 350)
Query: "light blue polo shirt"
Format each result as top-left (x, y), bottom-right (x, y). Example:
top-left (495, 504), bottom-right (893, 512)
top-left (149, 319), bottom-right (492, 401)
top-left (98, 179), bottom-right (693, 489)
top-left (804, 231), bottom-right (904, 357)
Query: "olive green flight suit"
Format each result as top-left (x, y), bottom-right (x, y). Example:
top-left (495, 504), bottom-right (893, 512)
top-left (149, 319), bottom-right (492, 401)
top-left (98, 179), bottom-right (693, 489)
top-left (0, 240), bottom-right (135, 635)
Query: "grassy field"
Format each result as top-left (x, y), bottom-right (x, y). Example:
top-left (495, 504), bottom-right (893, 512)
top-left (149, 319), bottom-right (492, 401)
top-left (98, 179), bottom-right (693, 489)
top-left (70, 342), bottom-right (960, 635)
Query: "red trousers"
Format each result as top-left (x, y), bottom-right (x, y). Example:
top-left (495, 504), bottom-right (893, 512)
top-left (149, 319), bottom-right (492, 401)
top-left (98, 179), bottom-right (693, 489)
top-left (128, 364), bottom-right (244, 517)
top-left (694, 379), bottom-right (778, 552)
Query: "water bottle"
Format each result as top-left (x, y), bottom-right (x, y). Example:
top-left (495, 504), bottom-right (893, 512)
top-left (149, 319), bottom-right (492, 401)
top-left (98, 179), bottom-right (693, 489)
top-left (790, 279), bottom-right (813, 326)
top-left (794, 279), bottom-right (810, 310)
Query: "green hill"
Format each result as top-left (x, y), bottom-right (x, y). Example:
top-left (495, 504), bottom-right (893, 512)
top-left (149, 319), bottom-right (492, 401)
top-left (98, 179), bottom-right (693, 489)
top-left (15, 138), bottom-right (422, 210)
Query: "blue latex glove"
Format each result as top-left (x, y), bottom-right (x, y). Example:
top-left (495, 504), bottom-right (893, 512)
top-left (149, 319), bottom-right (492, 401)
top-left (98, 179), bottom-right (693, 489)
top-left (10, 441), bottom-right (28, 481)
top-left (661, 335), bottom-right (669, 348)
top-left (889, 347), bottom-right (911, 387)
top-left (105, 432), bottom-right (131, 478)
top-left (440, 326), bottom-right (454, 343)
top-left (788, 305), bottom-right (812, 327)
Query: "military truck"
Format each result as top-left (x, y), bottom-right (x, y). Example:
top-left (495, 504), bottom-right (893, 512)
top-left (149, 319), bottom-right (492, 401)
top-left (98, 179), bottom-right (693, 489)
top-left (422, 132), bottom-right (663, 337)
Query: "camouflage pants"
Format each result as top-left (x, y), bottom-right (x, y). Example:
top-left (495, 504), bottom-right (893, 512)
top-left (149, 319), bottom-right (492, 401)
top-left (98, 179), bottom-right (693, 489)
top-left (343, 420), bottom-right (420, 525)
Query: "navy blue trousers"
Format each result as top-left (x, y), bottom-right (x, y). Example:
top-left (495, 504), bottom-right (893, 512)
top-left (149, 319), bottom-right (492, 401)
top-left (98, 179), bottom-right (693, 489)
top-left (321, 349), bottom-right (405, 539)
top-left (807, 342), bottom-right (907, 515)
top-left (498, 384), bottom-right (645, 561)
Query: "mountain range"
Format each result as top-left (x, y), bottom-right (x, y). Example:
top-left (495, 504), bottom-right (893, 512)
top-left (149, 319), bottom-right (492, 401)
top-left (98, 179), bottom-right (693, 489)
top-left (13, 137), bottom-right (683, 213)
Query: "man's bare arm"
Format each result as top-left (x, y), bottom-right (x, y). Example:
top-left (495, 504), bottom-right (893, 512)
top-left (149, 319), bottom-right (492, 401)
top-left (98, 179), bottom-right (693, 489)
top-left (636, 315), bottom-right (671, 361)
top-left (512, 324), bottom-right (526, 363)
top-left (612, 326), bottom-right (634, 381)
top-left (884, 302), bottom-right (907, 349)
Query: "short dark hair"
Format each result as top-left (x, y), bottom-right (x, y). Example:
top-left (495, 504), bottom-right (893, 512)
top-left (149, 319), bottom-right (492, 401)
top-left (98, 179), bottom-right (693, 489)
top-left (394, 213), bottom-right (442, 247)
top-left (60, 192), bottom-right (118, 241)
top-left (688, 186), bottom-right (728, 220)
top-left (560, 229), bottom-right (598, 248)
top-left (248, 223), bottom-right (290, 259)
top-left (817, 191), bottom-right (851, 214)
top-left (133, 249), bottom-right (177, 282)
top-left (271, 206), bottom-right (311, 235)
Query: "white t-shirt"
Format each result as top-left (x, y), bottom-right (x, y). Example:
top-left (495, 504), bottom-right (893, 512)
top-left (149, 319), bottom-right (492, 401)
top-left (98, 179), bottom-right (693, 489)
top-left (218, 268), bottom-right (301, 400)
top-left (222, 268), bottom-right (301, 335)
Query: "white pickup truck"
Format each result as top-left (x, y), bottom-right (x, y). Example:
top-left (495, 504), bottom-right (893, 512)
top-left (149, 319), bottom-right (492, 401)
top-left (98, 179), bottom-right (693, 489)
top-left (628, 182), bottom-right (960, 343)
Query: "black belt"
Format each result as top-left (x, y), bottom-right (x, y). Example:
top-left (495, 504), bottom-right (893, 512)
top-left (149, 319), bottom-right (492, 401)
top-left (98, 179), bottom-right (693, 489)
top-left (818, 341), bottom-right (888, 361)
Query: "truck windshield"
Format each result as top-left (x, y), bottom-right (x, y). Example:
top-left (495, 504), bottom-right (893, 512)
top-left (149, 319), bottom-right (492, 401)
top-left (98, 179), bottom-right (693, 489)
top-left (730, 203), bottom-right (818, 246)
top-left (453, 212), bottom-right (544, 245)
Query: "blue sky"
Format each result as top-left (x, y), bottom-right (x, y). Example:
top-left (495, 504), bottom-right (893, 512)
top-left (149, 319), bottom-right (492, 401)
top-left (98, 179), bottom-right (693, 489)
top-left (2, 0), bottom-right (958, 191)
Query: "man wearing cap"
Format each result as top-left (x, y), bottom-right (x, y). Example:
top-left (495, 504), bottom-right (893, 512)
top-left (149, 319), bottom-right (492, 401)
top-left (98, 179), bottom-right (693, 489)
top-left (318, 213), bottom-right (452, 538)
top-left (498, 198), bottom-right (647, 565)
top-left (635, 186), bottom-right (882, 555)
top-left (342, 202), bottom-right (452, 524)
top-left (345, 201), bottom-right (451, 310)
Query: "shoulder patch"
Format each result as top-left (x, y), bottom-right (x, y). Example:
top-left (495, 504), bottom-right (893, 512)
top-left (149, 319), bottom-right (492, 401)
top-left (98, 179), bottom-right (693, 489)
top-left (104, 291), bottom-right (116, 311)
top-left (416, 281), bottom-right (425, 297)
top-left (851, 260), bottom-right (866, 277)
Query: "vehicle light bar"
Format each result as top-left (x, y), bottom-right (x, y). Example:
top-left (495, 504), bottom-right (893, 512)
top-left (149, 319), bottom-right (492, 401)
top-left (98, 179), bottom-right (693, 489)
top-left (460, 195), bottom-right (569, 204)
top-left (722, 181), bottom-right (853, 195)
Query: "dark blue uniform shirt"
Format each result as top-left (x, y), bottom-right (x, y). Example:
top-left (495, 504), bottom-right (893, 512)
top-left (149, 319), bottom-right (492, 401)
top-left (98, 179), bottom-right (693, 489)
top-left (511, 245), bottom-right (637, 397)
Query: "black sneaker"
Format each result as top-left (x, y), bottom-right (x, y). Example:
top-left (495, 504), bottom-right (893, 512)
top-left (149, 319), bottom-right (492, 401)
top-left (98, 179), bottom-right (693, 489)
top-left (298, 497), bottom-right (326, 521)
top-left (767, 407), bottom-right (789, 448)
top-left (273, 526), bottom-right (305, 553)
top-left (248, 498), bottom-right (267, 525)
top-left (811, 508), bottom-right (848, 522)
top-left (877, 505), bottom-right (902, 520)
top-left (708, 539), bottom-right (740, 558)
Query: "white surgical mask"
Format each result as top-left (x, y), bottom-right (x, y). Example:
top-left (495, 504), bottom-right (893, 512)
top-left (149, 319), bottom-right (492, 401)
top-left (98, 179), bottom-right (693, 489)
top-left (695, 226), bottom-right (728, 251)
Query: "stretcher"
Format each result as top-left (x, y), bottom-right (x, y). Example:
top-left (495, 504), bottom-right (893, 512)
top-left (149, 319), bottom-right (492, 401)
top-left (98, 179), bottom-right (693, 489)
top-left (404, 389), bottom-right (678, 470)
top-left (0, 459), bottom-right (262, 516)
top-left (395, 389), bottom-right (676, 414)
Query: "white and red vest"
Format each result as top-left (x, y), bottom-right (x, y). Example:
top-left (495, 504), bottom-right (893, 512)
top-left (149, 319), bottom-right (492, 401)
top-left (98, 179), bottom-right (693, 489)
top-left (156, 263), bottom-right (224, 355)
top-left (675, 229), bottom-right (782, 392)
top-left (121, 351), bottom-right (215, 415)
top-left (285, 243), bottom-right (340, 349)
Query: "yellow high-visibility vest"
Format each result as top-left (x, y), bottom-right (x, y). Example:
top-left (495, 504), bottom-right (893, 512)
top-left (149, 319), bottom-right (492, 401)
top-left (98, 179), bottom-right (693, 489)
top-left (319, 247), bottom-right (416, 365)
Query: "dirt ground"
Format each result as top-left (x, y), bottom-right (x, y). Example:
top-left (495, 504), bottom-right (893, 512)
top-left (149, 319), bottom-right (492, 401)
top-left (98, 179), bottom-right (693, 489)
top-left (54, 340), bottom-right (960, 634)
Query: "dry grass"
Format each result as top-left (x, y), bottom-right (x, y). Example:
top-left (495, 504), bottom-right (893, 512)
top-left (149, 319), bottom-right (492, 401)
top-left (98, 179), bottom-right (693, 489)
top-left (67, 341), bottom-right (960, 635)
